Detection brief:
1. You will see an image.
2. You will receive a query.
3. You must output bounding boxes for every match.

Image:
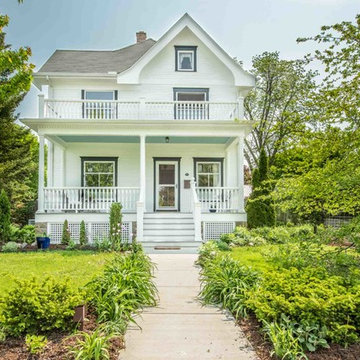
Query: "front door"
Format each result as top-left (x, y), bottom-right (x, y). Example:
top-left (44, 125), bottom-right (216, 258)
top-left (155, 161), bottom-right (178, 211)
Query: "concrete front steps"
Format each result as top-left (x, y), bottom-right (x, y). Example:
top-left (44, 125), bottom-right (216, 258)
top-left (142, 213), bottom-right (200, 254)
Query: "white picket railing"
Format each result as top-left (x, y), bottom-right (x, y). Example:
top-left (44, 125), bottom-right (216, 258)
top-left (196, 187), bottom-right (241, 213)
top-left (44, 187), bottom-right (140, 212)
top-left (42, 99), bottom-right (240, 121)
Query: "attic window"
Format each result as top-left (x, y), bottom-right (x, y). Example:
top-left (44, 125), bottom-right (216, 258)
top-left (175, 46), bottom-right (197, 72)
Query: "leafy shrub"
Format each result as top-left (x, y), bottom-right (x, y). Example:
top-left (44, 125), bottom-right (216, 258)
top-left (9, 224), bottom-right (35, 244)
top-left (268, 241), bottom-right (360, 285)
top-left (94, 237), bottom-right (112, 252)
top-left (70, 327), bottom-right (113, 360)
top-left (246, 197), bottom-right (275, 229)
top-left (62, 219), bottom-right (71, 245)
top-left (199, 255), bottom-right (259, 318)
top-left (109, 203), bottom-right (123, 250)
top-left (1, 277), bottom-right (83, 336)
top-left (0, 326), bottom-right (6, 343)
top-left (66, 238), bottom-right (76, 250)
top-left (0, 189), bottom-right (11, 244)
top-left (25, 334), bottom-right (47, 355)
top-left (263, 319), bottom-right (304, 360)
top-left (197, 241), bottom-right (219, 266)
top-left (215, 240), bottom-right (230, 251)
top-left (2, 241), bottom-right (18, 252)
top-left (245, 267), bottom-right (360, 345)
top-left (87, 251), bottom-right (157, 329)
top-left (79, 220), bottom-right (87, 246)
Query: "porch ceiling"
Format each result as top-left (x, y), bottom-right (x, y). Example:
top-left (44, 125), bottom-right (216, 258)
top-left (57, 135), bottom-right (231, 144)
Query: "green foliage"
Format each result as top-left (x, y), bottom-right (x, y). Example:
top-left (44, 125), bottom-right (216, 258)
top-left (0, 189), bottom-right (11, 244)
top-left (247, 149), bottom-right (275, 229)
top-left (258, 148), bottom-right (268, 183)
top-left (9, 224), bottom-right (35, 244)
top-left (199, 255), bottom-right (259, 319)
top-left (94, 237), bottom-right (112, 252)
top-left (86, 251), bottom-right (157, 331)
top-left (0, 277), bottom-right (83, 336)
top-left (109, 203), bottom-right (123, 250)
top-left (0, 15), bottom-right (36, 225)
top-left (0, 326), bottom-right (6, 343)
top-left (244, 52), bottom-right (316, 168)
top-left (197, 241), bottom-right (219, 266)
top-left (61, 219), bottom-right (71, 245)
top-left (246, 198), bottom-right (275, 229)
top-left (214, 240), bottom-right (230, 251)
top-left (246, 267), bottom-right (360, 346)
top-left (263, 319), bottom-right (304, 360)
top-left (79, 220), bottom-right (87, 246)
top-left (2, 241), bottom-right (18, 253)
top-left (70, 327), bottom-right (113, 360)
top-left (66, 238), bottom-right (76, 251)
top-left (25, 334), bottom-right (47, 355)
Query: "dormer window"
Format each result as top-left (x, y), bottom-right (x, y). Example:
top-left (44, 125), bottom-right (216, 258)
top-left (175, 46), bottom-right (197, 72)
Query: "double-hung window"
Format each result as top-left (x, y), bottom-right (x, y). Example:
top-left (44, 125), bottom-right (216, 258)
top-left (81, 157), bottom-right (118, 187)
top-left (175, 46), bottom-right (197, 72)
top-left (195, 160), bottom-right (222, 187)
top-left (82, 90), bottom-right (116, 119)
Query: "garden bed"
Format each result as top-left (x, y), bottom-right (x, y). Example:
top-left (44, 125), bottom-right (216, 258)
top-left (0, 311), bottom-right (124, 360)
top-left (198, 223), bottom-right (360, 360)
top-left (239, 315), bottom-right (360, 360)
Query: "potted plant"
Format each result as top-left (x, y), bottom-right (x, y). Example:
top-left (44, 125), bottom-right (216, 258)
top-left (36, 232), bottom-right (51, 250)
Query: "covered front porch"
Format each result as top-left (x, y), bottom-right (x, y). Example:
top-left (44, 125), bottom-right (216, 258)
top-left (35, 123), bottom-right (247, 242)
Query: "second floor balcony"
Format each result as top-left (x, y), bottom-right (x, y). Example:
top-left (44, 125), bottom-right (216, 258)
top-left (39, 97), bottom-right (243, 121)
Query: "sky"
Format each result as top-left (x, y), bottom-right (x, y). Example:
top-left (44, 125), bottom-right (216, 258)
top-left (2, 0), bottom-right (359, 118)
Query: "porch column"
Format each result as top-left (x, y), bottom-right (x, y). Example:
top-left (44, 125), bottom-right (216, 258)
top-left (47, 140), bottom-right (53, 187)
top-left (137, 135), bottom-right (146, 241)
top-left (140, 135), bottom-right (146, 202)
top-left (237, 136), bottom-right (245, 212)
top-left (38, 135), bottom-right (45, 212)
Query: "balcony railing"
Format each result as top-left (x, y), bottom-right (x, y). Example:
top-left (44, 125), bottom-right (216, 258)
top-left (196, 187), bottom-right (241, 213)
top-left (44, 187), bottom-right (140, 212)
top-left (42, 99), bottom-right (241, 121)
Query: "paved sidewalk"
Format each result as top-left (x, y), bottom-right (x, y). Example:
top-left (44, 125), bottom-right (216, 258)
top-left (119, 254), bottom-right (258, 360)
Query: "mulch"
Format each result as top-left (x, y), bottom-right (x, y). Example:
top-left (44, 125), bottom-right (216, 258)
top-left (239, 315), bottom-right (360, 360)
top-left (0, 312), bottom-right (125, 360)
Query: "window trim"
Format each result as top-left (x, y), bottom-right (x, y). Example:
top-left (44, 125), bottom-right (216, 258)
top-left (80, 157), bottom-right (118, 187)
top-left (83, 90), bottom-right (116, 101)
top-left (193, 157), bottom-right (224, 187)
top-left (175, 46), bottom-right (197, 72)
top-left (173, 88), bottom-right (209, 101)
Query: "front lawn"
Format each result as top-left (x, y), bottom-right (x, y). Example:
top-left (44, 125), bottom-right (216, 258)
top-left (0, 250), bottom-right (115, 294)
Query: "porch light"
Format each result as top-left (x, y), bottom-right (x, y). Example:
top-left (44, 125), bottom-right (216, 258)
top-left (165, 136), bottom-right (170, 143)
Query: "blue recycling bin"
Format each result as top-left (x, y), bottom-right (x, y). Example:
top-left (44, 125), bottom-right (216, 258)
top-left (36, 237), bottom-right (51, 249)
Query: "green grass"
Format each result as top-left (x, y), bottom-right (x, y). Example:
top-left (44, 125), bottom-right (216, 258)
top-left (0, 251), bottom-right (115, 294)
top-left (229, 245), bottom-right (277, 272)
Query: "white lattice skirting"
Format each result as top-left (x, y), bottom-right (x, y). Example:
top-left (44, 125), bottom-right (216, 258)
top-left (49, 222), bottom-right (133, 244)
top-left (202, 221), bottom-right (235, 241)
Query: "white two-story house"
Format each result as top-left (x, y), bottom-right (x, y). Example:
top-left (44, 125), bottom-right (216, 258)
top-left (22, 13), bottom-right (255, 251)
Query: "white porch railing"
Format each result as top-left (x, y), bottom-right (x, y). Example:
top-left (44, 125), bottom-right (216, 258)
top-left (43, 99), bottom-right (240, 121)
top-left (196, 187), bottom-right (241, 213)
top-left (190, 179), bottom-right (202, 241)
top-left (44, 187), bottom-right (140, 212)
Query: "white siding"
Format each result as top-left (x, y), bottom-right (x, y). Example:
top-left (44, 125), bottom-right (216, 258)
top-left (53, 142), bottom-right (228, 213)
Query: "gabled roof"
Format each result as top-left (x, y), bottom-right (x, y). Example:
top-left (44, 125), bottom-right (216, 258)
top-left (116, 13), bottom-right (255, 88)
top-left (37, 39), bottom-right (156, 74)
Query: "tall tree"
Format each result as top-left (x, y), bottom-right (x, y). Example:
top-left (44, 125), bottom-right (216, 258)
top-left (244, 52), bottom-right (316, 169)
top-left (298, 14), bottom-right (360, 128)
top-left (0, 13), bottom-right (36, 225)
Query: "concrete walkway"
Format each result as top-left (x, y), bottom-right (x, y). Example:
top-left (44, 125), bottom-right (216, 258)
top-left (119, 254), bottom-right (258, 360)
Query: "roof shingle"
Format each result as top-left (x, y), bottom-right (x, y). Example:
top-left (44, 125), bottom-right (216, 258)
top-left (37, 39), bottom-right (156, 74)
